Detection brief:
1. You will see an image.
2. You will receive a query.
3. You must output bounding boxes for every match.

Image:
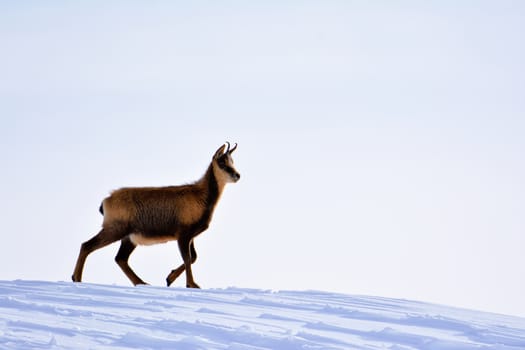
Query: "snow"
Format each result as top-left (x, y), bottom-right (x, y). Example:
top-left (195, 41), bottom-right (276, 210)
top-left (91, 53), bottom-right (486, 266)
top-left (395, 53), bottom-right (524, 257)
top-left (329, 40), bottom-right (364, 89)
top-left (0, 280), bottom-right (524, 349)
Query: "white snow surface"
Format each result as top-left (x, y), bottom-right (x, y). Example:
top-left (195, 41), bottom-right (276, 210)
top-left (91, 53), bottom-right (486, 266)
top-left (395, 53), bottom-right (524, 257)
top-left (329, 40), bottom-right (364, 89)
top-left (0, 280), bottom-right (524, 350)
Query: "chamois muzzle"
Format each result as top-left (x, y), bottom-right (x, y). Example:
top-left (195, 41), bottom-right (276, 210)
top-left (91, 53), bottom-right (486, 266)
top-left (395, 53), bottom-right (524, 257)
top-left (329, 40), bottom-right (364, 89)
top-left (232, 171), bottom-right (241, 182)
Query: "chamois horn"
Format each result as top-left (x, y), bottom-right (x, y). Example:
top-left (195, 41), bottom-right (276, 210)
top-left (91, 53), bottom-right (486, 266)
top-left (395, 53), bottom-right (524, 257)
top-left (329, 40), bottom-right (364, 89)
top-left (227, 142), bottom-right (237, 154)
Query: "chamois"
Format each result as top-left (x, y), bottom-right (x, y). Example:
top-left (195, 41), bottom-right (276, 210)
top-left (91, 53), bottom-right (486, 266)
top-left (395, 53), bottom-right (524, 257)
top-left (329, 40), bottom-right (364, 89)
top-left (72, 142), bottom-right (240, 288)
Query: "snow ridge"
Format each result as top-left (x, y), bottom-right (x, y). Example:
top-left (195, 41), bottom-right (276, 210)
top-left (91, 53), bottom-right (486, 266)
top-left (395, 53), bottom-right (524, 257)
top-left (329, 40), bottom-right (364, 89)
top-left (0, 280), bottom-right (524, 349)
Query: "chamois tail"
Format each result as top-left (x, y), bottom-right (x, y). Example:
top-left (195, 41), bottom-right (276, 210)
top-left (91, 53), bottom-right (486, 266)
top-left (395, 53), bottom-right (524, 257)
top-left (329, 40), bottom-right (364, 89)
top-left (99, 202), bottom-right (104, 215)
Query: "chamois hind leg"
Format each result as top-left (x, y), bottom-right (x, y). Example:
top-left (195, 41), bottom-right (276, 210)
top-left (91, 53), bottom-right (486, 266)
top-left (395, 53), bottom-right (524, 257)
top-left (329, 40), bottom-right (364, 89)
top-left (166, 241), bottom-right (197, 287)
top-left (115, 236), bottom-right (147, 286)
top-left (72, 228), bottom-right (119, 283)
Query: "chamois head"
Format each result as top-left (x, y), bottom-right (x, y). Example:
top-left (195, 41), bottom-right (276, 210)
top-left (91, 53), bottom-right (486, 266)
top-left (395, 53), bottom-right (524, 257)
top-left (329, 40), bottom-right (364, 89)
top-left (212, 142), bottom-right (240, 183)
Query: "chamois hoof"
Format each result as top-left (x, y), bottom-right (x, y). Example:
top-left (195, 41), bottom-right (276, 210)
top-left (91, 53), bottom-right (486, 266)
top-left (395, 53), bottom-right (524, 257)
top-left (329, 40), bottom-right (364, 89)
top-left (186, 283), bottom-right (201, 289)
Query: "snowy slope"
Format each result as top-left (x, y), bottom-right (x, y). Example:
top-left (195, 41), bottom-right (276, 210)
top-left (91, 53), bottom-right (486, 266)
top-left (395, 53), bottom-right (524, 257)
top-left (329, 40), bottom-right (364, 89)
top-left (0, 281), bottom-right (524, 349)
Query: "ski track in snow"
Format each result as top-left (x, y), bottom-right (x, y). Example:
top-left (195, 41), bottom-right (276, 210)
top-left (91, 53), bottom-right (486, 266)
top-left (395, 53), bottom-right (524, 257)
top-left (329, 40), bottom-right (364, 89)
top-left (0, 280), bottom-right (524, 349)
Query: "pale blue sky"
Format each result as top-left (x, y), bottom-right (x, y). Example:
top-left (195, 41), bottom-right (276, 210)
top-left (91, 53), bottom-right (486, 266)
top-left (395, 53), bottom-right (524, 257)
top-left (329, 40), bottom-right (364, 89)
top-left (1, 1), bottom-right (524, 317)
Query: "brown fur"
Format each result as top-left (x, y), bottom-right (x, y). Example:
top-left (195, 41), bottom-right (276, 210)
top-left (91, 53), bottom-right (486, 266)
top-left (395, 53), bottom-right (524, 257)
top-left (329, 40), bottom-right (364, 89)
top-left (72, 143), bottom-right (240, 288)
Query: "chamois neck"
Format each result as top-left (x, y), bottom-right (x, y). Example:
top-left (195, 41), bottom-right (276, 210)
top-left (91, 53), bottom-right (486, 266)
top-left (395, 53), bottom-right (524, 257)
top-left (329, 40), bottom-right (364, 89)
top-left (196, 163), bottom-right (225, 206)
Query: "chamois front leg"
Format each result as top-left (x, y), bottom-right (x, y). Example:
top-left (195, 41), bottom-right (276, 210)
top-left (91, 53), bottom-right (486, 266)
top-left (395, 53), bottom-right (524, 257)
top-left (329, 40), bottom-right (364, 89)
top-left (177, 238), bottom-right (200, 288)
top-left (166, 241), bottom-right (197, 287)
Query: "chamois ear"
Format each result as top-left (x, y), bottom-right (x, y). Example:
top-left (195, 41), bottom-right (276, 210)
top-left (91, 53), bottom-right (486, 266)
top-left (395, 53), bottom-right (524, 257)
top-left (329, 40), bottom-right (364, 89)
top-left (213, 144), bottom-right (227, 159)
